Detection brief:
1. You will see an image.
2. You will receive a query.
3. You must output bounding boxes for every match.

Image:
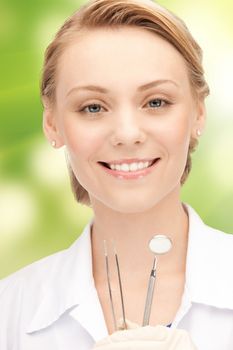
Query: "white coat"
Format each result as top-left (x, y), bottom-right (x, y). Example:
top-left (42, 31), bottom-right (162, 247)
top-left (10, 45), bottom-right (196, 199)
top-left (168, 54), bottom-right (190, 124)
top-left (0, 204), bottom-right (233, 350)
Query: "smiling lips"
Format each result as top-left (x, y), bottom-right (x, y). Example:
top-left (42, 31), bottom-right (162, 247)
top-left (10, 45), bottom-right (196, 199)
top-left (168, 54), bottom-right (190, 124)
top-left (98, 158), bottom-right (160, 179)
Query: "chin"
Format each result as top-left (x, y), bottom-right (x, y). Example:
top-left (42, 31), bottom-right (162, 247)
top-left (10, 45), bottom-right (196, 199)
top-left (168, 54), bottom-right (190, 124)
top-left (90, 179), bottom-right (181, 214)
top-left (101, 195), bottom-right (162, 214)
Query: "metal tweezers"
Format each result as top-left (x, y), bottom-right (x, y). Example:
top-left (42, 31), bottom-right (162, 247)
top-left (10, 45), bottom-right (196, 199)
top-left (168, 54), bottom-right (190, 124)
top-left (103, 240), bottom-right (127, 331)
top-left (103, 240), bottom-right (157, 330)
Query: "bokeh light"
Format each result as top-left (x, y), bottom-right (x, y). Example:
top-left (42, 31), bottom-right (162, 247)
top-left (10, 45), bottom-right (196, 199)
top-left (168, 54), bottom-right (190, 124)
top-left (0, 183), bottom-right (36, 239)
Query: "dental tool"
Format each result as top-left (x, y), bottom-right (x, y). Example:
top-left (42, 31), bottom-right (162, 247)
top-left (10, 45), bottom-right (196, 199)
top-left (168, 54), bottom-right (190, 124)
top-left (103, 234), bottom-right (172, 331)
top-left (104, 240), bottom-right (117, 331)
top-left (142, 235), bottom-right (172, 326)
top-left (114, 242), bottom-right (127, 330)
top-left (103, 240), bottom-right (127, 331)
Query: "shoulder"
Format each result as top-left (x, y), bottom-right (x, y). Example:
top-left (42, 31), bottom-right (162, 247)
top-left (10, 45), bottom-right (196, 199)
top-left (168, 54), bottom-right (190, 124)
top-left (203, 221), bottom-right (233, 241)
top-left (202, 224), bottom-right (233, 273)
top-left (185, 204), bottom-right (233, 309)
top-left (0, 248), bottom-right (68, 348)
top-left (205, 224), bottom-right (233, 271)
top-left (0, 222), bottom-right (92, 326)
top-left (1, 247), bottom-right (65, 283)
top-left (188, 204), bottom-right (233, 267)
top-left (0, 248), bottom-right (67, 310)
top-left (186, 203), bottom-right (233, 249)
top-left (0, 222), bottom-right (93, 348)
top-left (0, 220), bottom-right (92, 296)
top-left (198, 219), bottom-right (233, 257)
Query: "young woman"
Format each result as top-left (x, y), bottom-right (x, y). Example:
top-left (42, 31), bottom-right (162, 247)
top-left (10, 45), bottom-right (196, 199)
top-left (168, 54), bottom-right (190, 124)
top-left (0, 0), bottom-right (232, 349)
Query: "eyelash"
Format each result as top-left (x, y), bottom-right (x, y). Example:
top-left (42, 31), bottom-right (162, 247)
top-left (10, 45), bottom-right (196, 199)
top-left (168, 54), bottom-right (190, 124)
top-left (78, 98), bottom-right (172, 115)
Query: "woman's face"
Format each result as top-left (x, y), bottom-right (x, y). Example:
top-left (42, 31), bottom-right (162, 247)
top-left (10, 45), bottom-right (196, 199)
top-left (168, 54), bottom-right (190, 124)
top-left (44, 27), bottom-right (205, 213)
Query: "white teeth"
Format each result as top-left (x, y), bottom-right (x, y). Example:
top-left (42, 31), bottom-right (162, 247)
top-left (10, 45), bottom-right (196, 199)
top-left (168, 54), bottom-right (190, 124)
top-left (129, 163), bottom-right (138, 171)
top-left (121, 164), bottom-right (130, 172)
top-left (138, 162), bottom-right (145, 170)
top-left (108, 160), bottom-right (153, 172)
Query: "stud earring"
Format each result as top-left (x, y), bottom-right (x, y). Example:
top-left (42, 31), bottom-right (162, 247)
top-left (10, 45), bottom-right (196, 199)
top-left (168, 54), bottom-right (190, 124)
top-left (196, 129), bottom-right (202, 137)
top-left (51, 140), bottom-right (56, 148)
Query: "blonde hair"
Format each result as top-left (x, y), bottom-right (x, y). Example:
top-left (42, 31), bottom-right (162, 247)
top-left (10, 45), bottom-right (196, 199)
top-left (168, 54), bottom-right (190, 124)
top-left (41, 0), bottom-right (210, 206)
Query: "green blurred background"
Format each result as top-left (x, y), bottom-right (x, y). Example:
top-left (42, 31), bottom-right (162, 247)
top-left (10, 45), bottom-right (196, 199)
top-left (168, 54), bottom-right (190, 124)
top-left (0, 0), bottom-right (233, 279)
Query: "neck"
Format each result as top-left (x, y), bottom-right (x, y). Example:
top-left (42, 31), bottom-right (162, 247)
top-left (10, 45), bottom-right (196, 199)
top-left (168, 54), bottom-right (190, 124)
top-left (91, 188), bottom-right (189, 281)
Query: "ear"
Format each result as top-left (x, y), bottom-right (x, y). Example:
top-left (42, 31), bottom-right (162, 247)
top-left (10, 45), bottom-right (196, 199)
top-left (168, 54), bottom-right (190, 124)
top-left (42, 96), bottom-right (64, 148)
top-left (191, 99), bottom-right (206, 138)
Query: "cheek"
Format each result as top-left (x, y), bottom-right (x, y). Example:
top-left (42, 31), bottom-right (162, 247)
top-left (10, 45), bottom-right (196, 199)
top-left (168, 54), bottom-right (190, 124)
top-left (171, 122), bottom-right (190, 150)
top-left (158, 112), bottom-right (192, 156)
top-left (155, 111), bottom-right (192, 186)
top-left (61, 118), bottom-right (106, 161)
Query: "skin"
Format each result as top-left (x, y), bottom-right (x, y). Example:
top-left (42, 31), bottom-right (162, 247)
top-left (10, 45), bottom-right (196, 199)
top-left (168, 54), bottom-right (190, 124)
top-left (43, 27), bottom-right (206, 333)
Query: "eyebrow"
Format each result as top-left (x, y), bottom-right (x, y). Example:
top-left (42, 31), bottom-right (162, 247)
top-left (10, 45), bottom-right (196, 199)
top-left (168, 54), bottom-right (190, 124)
top-left (66, 79), bottom-right (179, 97)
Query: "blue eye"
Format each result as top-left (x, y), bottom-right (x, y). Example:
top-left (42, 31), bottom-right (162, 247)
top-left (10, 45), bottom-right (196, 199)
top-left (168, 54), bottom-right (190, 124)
top-left (82, 104), bottom-right (102, 113)
top-left (79, 99), bottom-right (170, 115)
top-left (148, 99), bottom-right (164, 108)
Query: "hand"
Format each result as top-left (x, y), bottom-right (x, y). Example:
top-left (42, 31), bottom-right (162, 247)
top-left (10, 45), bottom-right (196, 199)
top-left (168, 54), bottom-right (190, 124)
top-left (93, 321), bottom-right (197, 349)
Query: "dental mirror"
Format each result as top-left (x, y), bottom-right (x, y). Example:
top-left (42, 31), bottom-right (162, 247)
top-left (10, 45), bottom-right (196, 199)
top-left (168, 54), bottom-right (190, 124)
top-left (142, 234), bottom-right (173, 326)
top-left (149, 234), bottom-right (172, 255)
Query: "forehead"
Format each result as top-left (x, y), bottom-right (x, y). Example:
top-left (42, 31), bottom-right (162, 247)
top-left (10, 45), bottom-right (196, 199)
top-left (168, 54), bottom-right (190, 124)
top-left (56, 27), bottom-right (190, 95)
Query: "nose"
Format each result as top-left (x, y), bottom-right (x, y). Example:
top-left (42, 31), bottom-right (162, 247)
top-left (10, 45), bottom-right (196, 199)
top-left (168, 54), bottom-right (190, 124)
top-left (110, 108), bottom-right (147, 147)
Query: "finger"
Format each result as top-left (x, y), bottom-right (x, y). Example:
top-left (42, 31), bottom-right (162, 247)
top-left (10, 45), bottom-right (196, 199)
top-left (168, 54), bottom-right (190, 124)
top-left (167, 329), bottom-right (198, 350)
top-left (103, 325), bottom-right (168, 343)
top-left (117, 318), bottom-right (140, 330)
top-left (93, 340), bottom-right (170, 349)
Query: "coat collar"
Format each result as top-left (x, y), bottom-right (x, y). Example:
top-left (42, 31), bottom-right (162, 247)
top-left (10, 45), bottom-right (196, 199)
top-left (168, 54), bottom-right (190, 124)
top-left (26, 219), bottom-right (107, 340)
top-left (26, 204), bottom-right (233, 337)
top-left (184, 203), bottom-right (233, 310)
